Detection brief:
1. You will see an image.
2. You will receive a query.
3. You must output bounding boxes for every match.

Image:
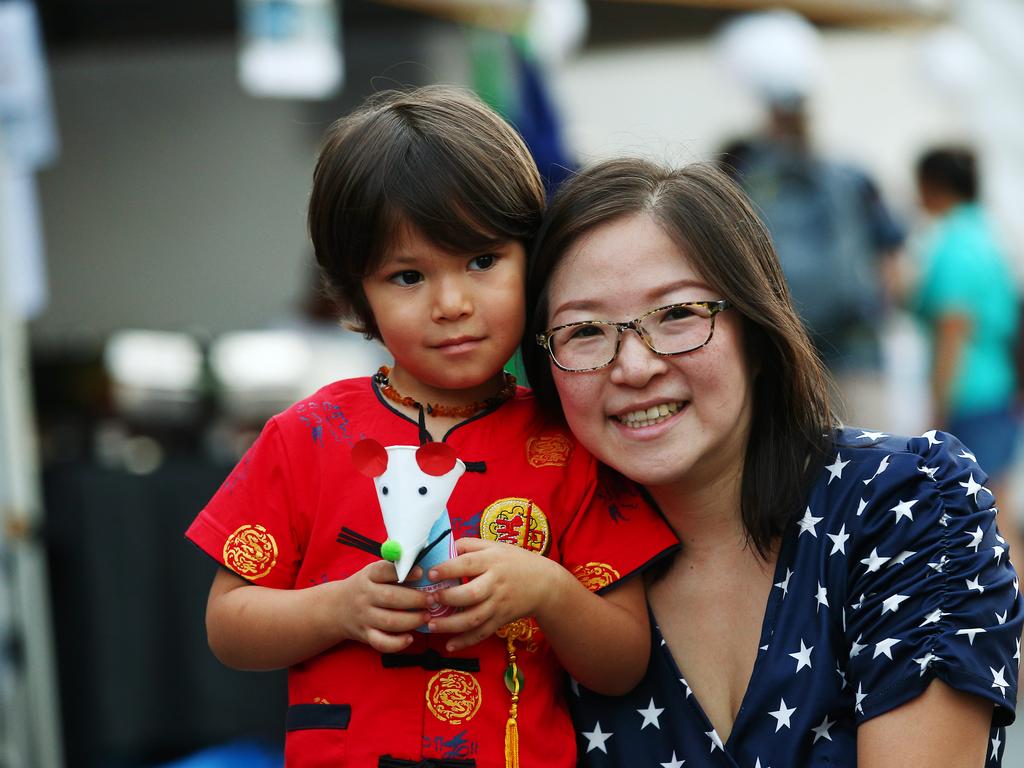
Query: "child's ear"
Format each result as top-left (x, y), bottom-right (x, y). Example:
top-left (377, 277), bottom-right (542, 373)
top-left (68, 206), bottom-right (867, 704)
top-left (415, 442), bottom-right (457, 476)
top-left (352, 439), bottom-right (388, 477)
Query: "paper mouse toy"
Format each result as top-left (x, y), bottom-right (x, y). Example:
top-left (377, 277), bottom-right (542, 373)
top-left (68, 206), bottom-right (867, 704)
top-left (348, 439), bottom-right (466, 627)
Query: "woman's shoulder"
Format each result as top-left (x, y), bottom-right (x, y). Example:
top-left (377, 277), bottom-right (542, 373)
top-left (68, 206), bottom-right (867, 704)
top-left (809, 426), bottom-right (992, 525)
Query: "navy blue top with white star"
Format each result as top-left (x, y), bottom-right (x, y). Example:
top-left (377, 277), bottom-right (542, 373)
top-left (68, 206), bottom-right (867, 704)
top-left (571, 428), bottom-right (1022, 766)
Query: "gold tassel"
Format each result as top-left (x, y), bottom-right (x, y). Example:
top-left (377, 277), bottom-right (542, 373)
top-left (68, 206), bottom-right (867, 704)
top-left (504, 635), bottom-right (520, 768)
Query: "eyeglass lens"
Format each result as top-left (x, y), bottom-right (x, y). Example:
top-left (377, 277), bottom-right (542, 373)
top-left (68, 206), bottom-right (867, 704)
top-left (548, 304), bottom-right (715, 371)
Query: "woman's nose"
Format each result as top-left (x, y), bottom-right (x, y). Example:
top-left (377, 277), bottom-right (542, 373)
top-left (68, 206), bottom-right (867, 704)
top-left (608, 329), bottom-right (668, 387)
top-left (432, 276), bottom-right (473, 321)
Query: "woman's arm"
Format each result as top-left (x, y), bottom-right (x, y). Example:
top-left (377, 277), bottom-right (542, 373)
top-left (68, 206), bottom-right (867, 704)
top-left (857, 679), bottom-right (992, 767)
top-left (426, 537), bottom-right (650, 695)
top-left (930, 311), bottom-right (971, 428)
top-left (205, 563), bottom-right (431, 670)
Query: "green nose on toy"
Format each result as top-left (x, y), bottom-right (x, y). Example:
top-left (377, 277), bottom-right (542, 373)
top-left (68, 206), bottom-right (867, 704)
top-left (380, 539), bottom-right (402, 563)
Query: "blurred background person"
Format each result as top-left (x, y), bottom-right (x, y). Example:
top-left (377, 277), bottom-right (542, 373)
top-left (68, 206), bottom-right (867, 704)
top-left (715, 10), bottom-right (905, 430)
top-left (905, 145), bottom-right (1022, 569)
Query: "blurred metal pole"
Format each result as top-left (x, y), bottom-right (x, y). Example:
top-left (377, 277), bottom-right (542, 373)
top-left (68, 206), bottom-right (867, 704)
top-left (0, 121), bottom-right (64, 768)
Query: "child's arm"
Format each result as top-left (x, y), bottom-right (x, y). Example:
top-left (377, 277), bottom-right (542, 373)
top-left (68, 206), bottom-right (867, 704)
top-left (205, 561), bottom-right (431, 670)
top-left (425, 537), bottom-right (649, 696)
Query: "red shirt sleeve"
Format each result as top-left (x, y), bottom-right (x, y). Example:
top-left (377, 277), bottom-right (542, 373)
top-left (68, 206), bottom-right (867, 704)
top-left (185, 418), bottom-right (304, 588)
top-left (558, 455), bottom-right (678, 593)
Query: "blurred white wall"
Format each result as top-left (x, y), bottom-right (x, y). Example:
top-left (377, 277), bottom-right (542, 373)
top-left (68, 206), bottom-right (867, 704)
top-left (32, 43), bottom-right (314, 349)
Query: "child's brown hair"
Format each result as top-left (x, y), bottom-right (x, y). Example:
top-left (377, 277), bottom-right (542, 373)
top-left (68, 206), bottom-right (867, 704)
top-left (308, 85), bottom-right (545, 339)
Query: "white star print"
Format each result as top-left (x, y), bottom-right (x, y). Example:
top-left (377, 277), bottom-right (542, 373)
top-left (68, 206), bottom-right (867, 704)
top-left (850, 635), bottom-right (868, 658)
top-left (918, 464), bottom-right (938, 480)
top-left (959, 448), bottom-right (977, 462)
top-left (922, 429), bottom-right (943, 446)
top-left (992, 545), bottom-right (1005, 564)
top-left (851, 593), bottom-right (866, 610)
top-left (855, 683), bottom-right (868, 713)
top-left (890, 499), bottom-right (917, 524)
top-left (636, 698), bottom-right (664, 730)
top-left (956, 627), bottom-right (986, 646)
top-left (569, 678), bottom-right (580, 697)
top-left (889, 549), bottom-right (916, 566)
top-left (680, 677), bottom-right (692, 698)
top-left (774, 568), bottom-right (793, 597)
top-left (996, 610), bottom-right (1008, 625)
top-left (856, 498), bottom-right (868, 517)
top-left (991, 666), bottom-right (1009, 697)
top-left (913, 652), bottom-right (940, 676)
top-left (873, 637), bottom-right (901, 660)
top-left (863, 455), bottom-right (890, 485)
top-left (706, 729), bottom-right (724, 752)
top-left (826, 453), bottom-right (850, 483)
top-left (858, 430), bottom-right (886, 441)
top-left (939, 512), bottom-right (951, 527)
top-left (960, 473), bottom-right (984, 501)
top-left (1015, 577), bottom-right (1020, 599)
top-left (797, 507), bottom-right (823, 537)
top-left (660, 752), bottom-right (685, 768)
top-left (881, 594), bottom-right (910, 614)
top-left (966, 527), bottom-right (984, 552)
top-left (927, 555), bottom-right (949, 573)
top-left (827, 524), bottom-right (850, 556)
top-left (991, 732), bottom-right (1002, 761)
top-left (815, 582), bottom-right (830, 612)
top-left (811, 714), bottom-right (836, 743)
top-left (768, 698), bottom-right (796, 732)
top-left (1015, 638), bottom-right (1020, 662)
top-left (966, 574), bottom-right (985, 594)
top-left (835, 663), bottom-right (848, 689)
top-left (581, 722), bottom-right (612, 753)
top-left (920, 608), bottom-right (947, 626)
top-left (788, 639), bottom-right (814, 672)
top-left (860, 547), bottom-right (891, 572)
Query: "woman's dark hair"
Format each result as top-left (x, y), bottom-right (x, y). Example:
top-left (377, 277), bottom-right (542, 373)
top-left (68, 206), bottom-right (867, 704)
top-left (523, 159), bottom-right (836, 556)
top-left (308, 85), bottom-right (545, 338)
top-left (916, 146), bottom-right (977, 202)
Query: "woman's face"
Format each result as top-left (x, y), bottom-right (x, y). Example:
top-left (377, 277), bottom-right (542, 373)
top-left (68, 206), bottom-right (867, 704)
top-left (545, 213), bottom-right (755, 492)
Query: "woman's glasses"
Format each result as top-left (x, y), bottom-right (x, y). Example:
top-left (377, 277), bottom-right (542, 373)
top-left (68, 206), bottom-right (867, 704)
top-left (537, 300), bottom-right (733, 372)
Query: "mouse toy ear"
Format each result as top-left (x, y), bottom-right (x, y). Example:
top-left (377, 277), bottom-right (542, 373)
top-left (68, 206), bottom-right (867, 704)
top-left (352, 439), bottom-right (388, 478)
top-left (415, 442), bottom-right (457, 476)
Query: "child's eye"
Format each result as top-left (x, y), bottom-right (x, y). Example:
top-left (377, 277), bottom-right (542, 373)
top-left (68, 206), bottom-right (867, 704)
top-left (388, 270), bottom-right (423, 286)
top-left (468, 254), bottom-right (496, 271)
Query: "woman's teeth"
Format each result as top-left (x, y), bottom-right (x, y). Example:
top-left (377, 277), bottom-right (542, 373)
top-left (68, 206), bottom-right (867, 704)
top-left (619, 402), bottom-right (682, 428)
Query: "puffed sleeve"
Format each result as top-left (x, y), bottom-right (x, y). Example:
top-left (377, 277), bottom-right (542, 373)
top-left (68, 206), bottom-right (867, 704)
top-left (843, 431), bottom-right (1022, 726)
top-left (558, 457), bottom-right (679, 595)
top-left (185, 417), bottom-right (303, 589)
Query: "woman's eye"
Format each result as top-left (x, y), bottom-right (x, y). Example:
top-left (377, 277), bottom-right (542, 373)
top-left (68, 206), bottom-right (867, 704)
top-left (469, 254), bottom-right (496, 271)
top-left (567, 324), bottom-right (605, 341)
top-left (662, 306), bottom-right (698, 322)
top-left (389, 270), bottom-right (423, 286)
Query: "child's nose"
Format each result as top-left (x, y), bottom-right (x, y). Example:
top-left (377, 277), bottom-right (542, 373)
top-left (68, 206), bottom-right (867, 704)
top-left (432, 276), bottom-right (473, 321)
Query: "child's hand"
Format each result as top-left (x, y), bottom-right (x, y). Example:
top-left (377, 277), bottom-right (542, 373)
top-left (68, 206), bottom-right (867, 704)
top-left (329, 561), bottom-right (431, 654)
top-left (424, 537), bottom-right (566, 652)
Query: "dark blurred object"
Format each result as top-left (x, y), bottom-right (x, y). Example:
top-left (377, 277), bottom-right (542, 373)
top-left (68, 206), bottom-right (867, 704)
top-left (44, 459), bottom-right (285, 767)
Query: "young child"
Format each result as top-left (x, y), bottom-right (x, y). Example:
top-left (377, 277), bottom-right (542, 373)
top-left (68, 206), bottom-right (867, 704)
top-left (186, 86), bottom-right (678, 768)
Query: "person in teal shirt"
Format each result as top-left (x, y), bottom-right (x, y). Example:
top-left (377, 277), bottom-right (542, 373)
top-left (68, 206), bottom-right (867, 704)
top-left (911, 146), bottom-right (1020, 504)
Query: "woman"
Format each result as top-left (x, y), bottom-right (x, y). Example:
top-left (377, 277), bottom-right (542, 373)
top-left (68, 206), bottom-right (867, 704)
top-left (522, 159), bottom-right (1021, 766)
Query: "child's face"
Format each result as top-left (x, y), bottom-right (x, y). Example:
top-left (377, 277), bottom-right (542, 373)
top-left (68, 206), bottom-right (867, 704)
top-left (362, 222), bottom-right (526, 402)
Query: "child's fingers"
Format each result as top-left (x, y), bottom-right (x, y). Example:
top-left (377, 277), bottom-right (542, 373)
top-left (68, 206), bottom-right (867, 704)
top-left (367, 605), bottom-right (431, 634)
top-left (453, 537), bottom-right (498, 555)
top-left (427, 575), bottom-right (490, 609)
top-left (429, 609), bottom-right (498, 652)
top-left (428, 550), bottom-right (492, 584)
top-left (365, 559), bottom-right (401, 584)
top-left (364, 627), bottom-right (415, 654)
top-left (373, 583), bottom-right (430, 612)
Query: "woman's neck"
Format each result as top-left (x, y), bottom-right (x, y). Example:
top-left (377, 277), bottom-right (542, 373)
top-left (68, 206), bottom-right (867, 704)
top-left (647, 465), bottom-right (748, 556)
